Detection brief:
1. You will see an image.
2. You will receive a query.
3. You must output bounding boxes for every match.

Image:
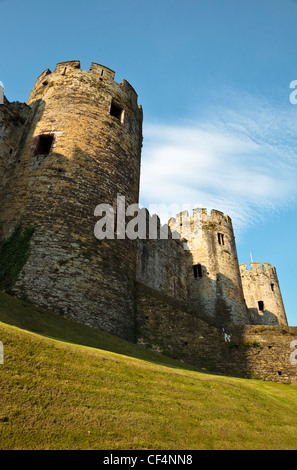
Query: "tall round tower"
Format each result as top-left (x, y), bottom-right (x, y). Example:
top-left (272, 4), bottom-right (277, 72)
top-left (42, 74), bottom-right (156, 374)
top-left (2, 60), bottom-right (143, 340)
top-left (169, 208), bottom-right (250, 326)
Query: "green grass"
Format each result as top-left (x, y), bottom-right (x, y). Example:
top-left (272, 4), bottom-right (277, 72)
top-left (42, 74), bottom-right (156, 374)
top-left (1, 292), bottom-right (297, 450)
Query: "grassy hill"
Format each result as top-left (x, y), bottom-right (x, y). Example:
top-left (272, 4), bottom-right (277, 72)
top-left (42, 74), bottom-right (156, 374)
top-left (0, 292), bottom-right (297, 450)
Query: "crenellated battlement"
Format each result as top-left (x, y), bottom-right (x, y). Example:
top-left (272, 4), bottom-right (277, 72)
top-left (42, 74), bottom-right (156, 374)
top-left (168, 207), bottom-right (233, 240)
top-left (207, 209), bottom-right (232, 226)
top-left (29, 60), bottom-right (141, 112)
top-left (130, 206), bottom-right (183, 243)
top-left (240, 262), bottom-right (277, 277)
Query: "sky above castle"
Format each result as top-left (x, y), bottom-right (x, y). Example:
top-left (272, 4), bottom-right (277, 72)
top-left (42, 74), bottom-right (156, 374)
top-left (1, 0), bottom-right (297, 325)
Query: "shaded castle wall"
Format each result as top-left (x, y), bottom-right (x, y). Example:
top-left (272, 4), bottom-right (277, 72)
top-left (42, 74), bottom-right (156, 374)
top-left (239, 262), bottom-right (288, 326)
top-left (136, 211), bottom-right (190, 305)
top-left (136, 283), bottom-right (297, 384)
top-left (0, 61), bottom-right (143, 341)
top-left (0, 98), bottom-right (31, 240)
top-left (169, 208), bottom-right (250, 326)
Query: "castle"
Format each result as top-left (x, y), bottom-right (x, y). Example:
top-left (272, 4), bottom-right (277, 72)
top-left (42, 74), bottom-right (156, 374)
top-left (0, 60), bottom-right (296, 383)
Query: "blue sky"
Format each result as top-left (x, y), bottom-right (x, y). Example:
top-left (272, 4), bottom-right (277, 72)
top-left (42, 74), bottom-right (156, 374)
top-left (1, 0), bottom-right (297, 324)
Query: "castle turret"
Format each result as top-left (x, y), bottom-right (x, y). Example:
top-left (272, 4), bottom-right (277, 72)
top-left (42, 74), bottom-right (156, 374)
top-left (239, 262), bottom-right (288, 326)
top-left (169, 208), bottom-right (250, 326)
top-left (0, 60), bottom-right (143, 340)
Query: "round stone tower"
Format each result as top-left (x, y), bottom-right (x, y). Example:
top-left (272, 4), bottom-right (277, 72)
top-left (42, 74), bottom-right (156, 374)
top-left (239, 262), bottom-right (288, 326)
top-left (169, 208), bottom-right (250, 326)
top-left (3, 60), bottom-right (143, 341)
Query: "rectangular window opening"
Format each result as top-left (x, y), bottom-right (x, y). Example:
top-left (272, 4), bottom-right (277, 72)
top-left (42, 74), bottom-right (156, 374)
top-left (218, 233), bottom-right (224, 245)
top-left (110, 100), bottom-right (124, 122)
top-left (258, 300), bottom-right (264, 311)
top-left (271, 283), bottom-right (275, 291)
top-left (33, 134), bottom-right (54, 156)
top-left (193, 263), bottom-right (202, 278)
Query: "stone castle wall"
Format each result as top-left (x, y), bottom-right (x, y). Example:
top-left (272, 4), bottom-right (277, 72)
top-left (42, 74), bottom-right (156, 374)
top-left (136, 283), bottom-right (297, 383)
top-left (136, 210), bottom-right (191, 305)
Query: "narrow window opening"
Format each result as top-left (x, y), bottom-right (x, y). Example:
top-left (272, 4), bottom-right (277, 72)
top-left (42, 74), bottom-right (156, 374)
top-left (110, 100), bottom-right (124, 122)
top-left (33, 134), bottom-right (54, 156)
top-left (9, 149), bottom-right (13, 154)
top-left (271, 283), bottom-right (275, 291)
top-left (193, 263), bottom-right (202, 278)
top-left (218, 233), bottom-right (224, 245)
top-left (258, 300), bottom-right (264, 311)
top-left (278, 371), bottom-right (282, 376)
top-left (193, 265), bottom-right (197, 278)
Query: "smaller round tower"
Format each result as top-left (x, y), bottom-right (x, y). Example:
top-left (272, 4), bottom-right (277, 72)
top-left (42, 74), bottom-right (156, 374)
top-left (169, 208), bottom-right (250, 326)
top-left (239, 262), bottom-right (288, 326)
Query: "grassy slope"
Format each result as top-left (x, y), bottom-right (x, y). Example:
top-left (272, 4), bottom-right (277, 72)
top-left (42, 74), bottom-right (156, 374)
top-left (0, 292), bottom-right (297, 450)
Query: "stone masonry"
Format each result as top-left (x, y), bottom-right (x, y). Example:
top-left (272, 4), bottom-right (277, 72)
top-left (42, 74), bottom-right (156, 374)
top-left (240, 262), bottom-right (287, 326)
top-left (0, 60), bottom-right (143, 341)
top-left (0, 60), bottom-right (295, 383)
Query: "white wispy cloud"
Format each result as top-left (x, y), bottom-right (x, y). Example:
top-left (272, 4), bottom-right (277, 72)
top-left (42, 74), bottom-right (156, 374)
top-left (139, 91), bottom-right (297, 231)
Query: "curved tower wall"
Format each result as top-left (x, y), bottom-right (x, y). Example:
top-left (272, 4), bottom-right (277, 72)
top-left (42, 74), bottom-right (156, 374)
top-left (169, 208), bottom-right (250, 326)
top-left (239, 262), bottom-right (288, 326)
top-left (2, 60), bottom-right (143, 340)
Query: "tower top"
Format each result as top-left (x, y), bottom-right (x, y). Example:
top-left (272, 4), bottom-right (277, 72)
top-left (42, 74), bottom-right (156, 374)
top-left (239, 262), bottom-right (277, 276)
top-left (28, 60), bottom-right (142, 114)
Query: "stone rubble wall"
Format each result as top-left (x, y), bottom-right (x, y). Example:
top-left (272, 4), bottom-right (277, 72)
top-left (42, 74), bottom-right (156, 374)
top-left (136, 282), bottom-right (297, 383)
